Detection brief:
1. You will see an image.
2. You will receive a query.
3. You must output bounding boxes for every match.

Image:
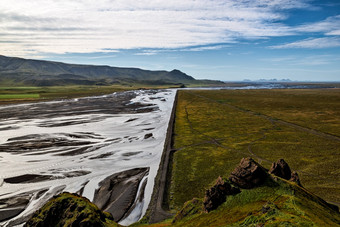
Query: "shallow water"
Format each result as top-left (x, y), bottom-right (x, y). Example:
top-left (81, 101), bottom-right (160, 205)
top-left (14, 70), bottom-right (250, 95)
top-left (0, 89), bottom-right (176, 226)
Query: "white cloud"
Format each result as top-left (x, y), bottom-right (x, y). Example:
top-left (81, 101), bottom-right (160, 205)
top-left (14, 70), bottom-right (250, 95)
top-left (0, 0), bottom-right (313, 56)
top-left (182, 45), bottom-right (230, 51)
top-left (134, 50), bottom-right (160, 56)
top-left (326, 30), bottom-right (340, 36)
top-left (270, 37), bottom-right (340, 49)
top-left (295, 15), bottom-right (340, 34)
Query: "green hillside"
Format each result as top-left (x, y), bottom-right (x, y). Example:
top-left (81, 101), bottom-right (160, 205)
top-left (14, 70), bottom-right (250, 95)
top-left (170, 158), bottom-right (340, 227)
top-left (0, 55), bottom-right (222, 86)
top-left (25, 158), bottom-right (340, 227)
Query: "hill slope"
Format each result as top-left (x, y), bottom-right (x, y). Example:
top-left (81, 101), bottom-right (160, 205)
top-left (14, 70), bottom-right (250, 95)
top-left (0, 55), bottom-right (203, 86)
top-left (171, 158), bottom-right (340, 226)
top-left (24, 158), bottom-right (340, 226)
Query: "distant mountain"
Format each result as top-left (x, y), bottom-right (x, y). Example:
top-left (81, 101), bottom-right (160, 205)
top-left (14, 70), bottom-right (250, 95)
top-left (0, 55), bottom-right (211, 86)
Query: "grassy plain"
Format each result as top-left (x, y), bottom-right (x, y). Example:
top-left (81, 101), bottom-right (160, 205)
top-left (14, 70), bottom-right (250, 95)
top-left (0, 94), bottom-right (40, 99)
top-left (169, 89), bottom-right (340, 211)
top-left (0, 84), bottom-right (175, 105)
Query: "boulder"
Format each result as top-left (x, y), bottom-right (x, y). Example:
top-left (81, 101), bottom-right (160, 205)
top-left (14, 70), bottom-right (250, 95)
top-left (229, 157), bottom-right (268, 189)
top-left (203, 176), bottom-right (240, 212)
top-left (269, 159), bottom-right (302, 186)
top-left (290, 171), bottom-right (302, 186)
top-left (269, 159), bottom-right (291, 180)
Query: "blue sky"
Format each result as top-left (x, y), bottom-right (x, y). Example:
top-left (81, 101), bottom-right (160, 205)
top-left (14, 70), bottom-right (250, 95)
top-left (1, 0), bottom-right (340, 81)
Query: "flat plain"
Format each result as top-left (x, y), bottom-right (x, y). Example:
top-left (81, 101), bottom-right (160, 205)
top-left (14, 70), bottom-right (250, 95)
top-left (0, 85), bottom-right (177, 105)
top-left (169, 89), bottom-right (340, 211)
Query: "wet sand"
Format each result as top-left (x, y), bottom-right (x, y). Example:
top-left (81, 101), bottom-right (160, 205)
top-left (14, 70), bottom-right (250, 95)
top-left (0, 90), bottom-right (157, 121)
top-left (93, 168), bottom-right (149, 222)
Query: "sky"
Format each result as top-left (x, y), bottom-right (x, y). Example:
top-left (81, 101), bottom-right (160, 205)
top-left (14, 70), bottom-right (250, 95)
top-left (1, 0), bottom-right (340, 81)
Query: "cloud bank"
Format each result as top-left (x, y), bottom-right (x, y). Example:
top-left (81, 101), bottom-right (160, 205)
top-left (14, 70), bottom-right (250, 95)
top-left (0, 0), bottom-right (338, 57)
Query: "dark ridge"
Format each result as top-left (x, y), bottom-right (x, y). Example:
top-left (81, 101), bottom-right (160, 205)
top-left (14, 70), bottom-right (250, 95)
top-left (0, 55), bottom-right (211, 86)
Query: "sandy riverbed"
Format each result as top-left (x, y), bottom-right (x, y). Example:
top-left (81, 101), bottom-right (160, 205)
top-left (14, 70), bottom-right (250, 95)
top-left (0, 89), bottom-right (176, 226)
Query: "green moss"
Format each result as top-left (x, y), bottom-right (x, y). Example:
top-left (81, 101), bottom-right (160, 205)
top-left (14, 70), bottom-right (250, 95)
top-left (25, 192), bottom-right (120, 227)
top-left (172, 198), bottom-right (204, 224)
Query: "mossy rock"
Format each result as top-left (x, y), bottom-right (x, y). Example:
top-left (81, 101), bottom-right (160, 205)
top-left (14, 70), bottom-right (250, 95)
top-left (25, 192), bottom-right (120, 227)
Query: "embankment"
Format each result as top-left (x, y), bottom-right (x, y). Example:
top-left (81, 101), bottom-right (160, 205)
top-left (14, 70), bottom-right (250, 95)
top-left (147, 90), bottom-right (178, 223)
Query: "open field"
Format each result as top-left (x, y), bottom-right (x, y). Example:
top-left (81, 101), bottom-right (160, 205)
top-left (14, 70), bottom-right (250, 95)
top-left (0, 82), bottom-right (220, 105)
top-left (0, 94), bottom-right (40, 99)
top-left (0, 85), bottom-right (176, 105)
top-left (0, 86), bottom-right (123, 104)
top-left (169, 89), bottom-right (340, 211)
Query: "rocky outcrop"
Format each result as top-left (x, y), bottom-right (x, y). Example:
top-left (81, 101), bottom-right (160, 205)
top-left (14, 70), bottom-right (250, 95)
top-left (290, 171), bottom-right (301, 186)
top-left (172, 157), bottom-right (340, 226)
top-left (269, 159), bottom-right (292, 180)
top-left (191, 157), bottom-right (304, 214)
top-left (269, 159), bottom-right (301, 186)
top-left (203, 176), bottom-right (240, 212)
top-left (229, 158), bottom-right (302, 190)
top-left (24, 192), bottom-right (118, 227)
top-left (229, 158), bottom-right (268, 189)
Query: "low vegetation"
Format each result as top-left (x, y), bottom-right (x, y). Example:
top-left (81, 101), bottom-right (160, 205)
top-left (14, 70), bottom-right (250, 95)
top-left (170, 89), bottom-right (340, 211)
top-left (25, 192), bottom-right (120, 227)
top-left (0, 82), bottom-right (220, 105)
top-left (171, 175), bottom-right (340, 226)
top-left (0, 85), bottom-right (161, 104)
top-left (26, 158), bottom-right (340, 226)
top-left (0, 93), bottom-right (40, 99)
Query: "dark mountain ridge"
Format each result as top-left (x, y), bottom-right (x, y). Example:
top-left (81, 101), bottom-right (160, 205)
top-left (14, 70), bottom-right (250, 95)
top-left (0, 55), bottom-right (202, 86)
